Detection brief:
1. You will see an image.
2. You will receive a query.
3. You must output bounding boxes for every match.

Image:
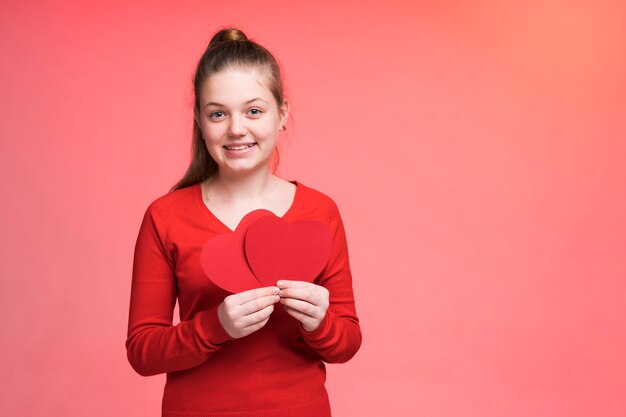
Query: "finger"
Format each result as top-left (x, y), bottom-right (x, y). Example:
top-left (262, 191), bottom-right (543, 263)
top-left (279, 297), bottom-right (319, 319)
top-left (241, 305), bottom-right (274, 329)
top-left (241, 314), bottom-right (271, 336)
top-left (283, 306), bottom-right (317, 330)
top-left (240, 294), bottom-right (280, 315)
top-left (227, 286), bottom-right (280, 305)
top-left (278, 287), bottom-right (325, 305)
top-left (283, 305), bottom-right (305, 320)
top-left (276, 280), bottom-right (311, 289)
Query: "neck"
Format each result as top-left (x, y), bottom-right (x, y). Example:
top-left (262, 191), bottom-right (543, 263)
top-left (209, 166), bottom-right (276, 202)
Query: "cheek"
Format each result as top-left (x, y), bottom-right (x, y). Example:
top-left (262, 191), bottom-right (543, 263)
top-left (260, 127), bottom-right (278, 140)
top-left (256, 120), bottom-right (281, 139)
top-left (202, 133), bottom-right (224, 159)
top-left (202, 125), bottom-right (225, 144)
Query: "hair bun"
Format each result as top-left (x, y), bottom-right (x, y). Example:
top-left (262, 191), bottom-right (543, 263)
top-left (209, 28), bottom-right (248, 46)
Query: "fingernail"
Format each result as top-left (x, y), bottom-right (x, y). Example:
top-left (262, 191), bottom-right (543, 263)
top-left (272, 287), bottom-right (280, 294)
top-left (277, 281), bottom-right (283, 286)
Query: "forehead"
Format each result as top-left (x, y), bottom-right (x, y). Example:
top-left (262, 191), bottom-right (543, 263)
top-left (201, 68), bottom-right (275, 106)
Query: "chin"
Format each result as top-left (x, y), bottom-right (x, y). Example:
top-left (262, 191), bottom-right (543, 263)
top-left (221, 161), bottom-right (268, 174)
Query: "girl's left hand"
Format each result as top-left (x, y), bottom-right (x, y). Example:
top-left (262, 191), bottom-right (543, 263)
top-left (277, 280), bottom-right (329, 332)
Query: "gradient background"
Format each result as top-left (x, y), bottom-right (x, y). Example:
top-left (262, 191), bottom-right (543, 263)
top-left (1, 1), bottom-right (625, 416)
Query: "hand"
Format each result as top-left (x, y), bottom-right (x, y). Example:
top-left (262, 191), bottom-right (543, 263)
top-left (277, 280), bottom-right (329, 332)
top-left (218, 286), bottom-right (280, 339)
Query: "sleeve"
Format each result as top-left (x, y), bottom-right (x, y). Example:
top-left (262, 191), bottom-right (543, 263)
top-left (125, 203), bottom-right (234, 376)
top-left (298, 202), bottom-right (362, 363)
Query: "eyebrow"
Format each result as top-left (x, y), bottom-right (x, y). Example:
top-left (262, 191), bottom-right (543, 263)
top-left (204, 97), bottom-right (268, 108)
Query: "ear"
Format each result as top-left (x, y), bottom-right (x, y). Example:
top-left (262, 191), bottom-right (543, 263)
top-left (279, 100), bottom-right (290, 127)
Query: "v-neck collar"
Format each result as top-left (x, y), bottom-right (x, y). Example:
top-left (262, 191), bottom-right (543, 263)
top-left (193, 180), bottom-right (301, 233)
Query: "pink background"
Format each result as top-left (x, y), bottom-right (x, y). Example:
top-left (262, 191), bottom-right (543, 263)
top-left (1, 1), bottom-right (625, 416)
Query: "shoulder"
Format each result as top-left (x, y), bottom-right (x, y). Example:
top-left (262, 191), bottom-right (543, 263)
top-left (295, 181), bottom-right (340, 211)
top-left (141, 184), bottom-right (198, 226)
top-left (293, 181), bottom-right (351, 252)
top-left (292, 181), bottom-right (345, 229)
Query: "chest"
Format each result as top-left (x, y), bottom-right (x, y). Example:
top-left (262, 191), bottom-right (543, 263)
top-left (203, 187), bottom-right (296, 231)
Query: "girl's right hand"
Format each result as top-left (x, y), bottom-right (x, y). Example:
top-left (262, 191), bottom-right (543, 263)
top-left (218, 286), bottom-right (281, 339)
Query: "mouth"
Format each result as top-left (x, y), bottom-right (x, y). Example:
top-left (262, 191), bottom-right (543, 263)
top-left (223, 143), bottom-right (257, 151)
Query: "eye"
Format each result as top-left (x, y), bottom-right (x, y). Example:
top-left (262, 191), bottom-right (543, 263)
top-left (209, 111), bottom-right (226, 120)
top-left (248, 108), bottom-right (263, 117)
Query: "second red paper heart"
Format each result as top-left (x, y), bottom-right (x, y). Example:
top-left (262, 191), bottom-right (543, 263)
top-left (244, 216), bottom-right (333, 286)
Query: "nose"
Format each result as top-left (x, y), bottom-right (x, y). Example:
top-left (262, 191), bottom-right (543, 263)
top-left (227, 114), bottom-right (247, 137)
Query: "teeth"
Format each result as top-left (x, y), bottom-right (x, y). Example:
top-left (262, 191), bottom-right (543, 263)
top-left (225, 144), bottom-right (254, 150)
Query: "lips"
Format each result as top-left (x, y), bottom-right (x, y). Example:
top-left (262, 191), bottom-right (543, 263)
top-left (223, 143), bottom-right (256, 150)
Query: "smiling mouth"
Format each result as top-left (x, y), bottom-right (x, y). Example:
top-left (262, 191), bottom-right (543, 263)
top-left (223, 143), bottom-right (256, 150)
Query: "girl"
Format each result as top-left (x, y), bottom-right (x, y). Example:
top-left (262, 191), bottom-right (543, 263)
top-left (126, 27), bottom-right (361, 417)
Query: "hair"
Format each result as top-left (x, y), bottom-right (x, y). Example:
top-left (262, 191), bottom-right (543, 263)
top-left (170, 27), bottom-right (286, 192)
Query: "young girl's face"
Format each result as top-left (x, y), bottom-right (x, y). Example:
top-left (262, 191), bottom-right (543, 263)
top-left (196, 67), bottom-right (288, 177)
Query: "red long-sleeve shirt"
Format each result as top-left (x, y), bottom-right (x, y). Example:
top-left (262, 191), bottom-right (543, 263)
top-left (126, 181), bottom-right (362, 417)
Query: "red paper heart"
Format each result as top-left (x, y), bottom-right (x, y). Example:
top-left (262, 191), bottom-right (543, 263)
top-left (244, 216), bottom-right (333, 285)
top-left (200, 209), bottom-right (274, 293)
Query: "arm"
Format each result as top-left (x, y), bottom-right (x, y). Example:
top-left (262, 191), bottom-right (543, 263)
top-left (279, 203), bottom-right (362, 363)
top-left (125, 203), bottom-right (233, 376)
